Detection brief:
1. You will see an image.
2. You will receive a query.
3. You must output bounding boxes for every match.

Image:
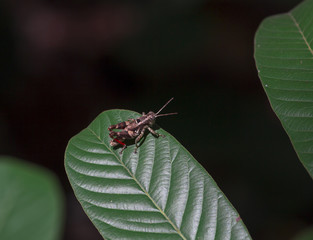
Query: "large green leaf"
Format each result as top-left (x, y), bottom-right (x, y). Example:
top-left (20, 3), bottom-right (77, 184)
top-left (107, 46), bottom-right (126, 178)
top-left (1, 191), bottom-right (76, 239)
top-left (0, 156), bottom-right (64, 240)
top-left (254, 0), bottom-right (313, 178)
top-left (65, 110), bottom-right (251, 240)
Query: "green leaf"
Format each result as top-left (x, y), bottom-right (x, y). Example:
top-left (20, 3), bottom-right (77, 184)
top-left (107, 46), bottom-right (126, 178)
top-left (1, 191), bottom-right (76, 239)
top-left (0, 156), bottom-right (64, 240)
top-left (65, 110), bottom-right (251, 240)
top-left (254, 0), bottom-right (313, 178)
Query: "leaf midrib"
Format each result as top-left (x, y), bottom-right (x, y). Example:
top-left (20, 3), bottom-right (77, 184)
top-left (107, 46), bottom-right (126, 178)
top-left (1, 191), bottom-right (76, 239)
top-left (288, 12), bottom-right (313, 56)
top-left (86, 127), bottom-right (187, 240)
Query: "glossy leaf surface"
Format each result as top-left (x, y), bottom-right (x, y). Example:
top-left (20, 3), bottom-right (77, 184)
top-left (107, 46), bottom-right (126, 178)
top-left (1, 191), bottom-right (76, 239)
top-left (0, 157), bottom-right (64, 240)
top-left (65, 110), bottom-right (251, 240)
top-left (254, 0), bottom-right (313, 178)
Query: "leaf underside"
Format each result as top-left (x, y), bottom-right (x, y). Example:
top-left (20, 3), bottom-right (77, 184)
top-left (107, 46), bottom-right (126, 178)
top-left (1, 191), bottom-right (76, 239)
top-left (254, 0), bottom-right (313, 178)
top-left (65, 109), bottom-right (251, 240)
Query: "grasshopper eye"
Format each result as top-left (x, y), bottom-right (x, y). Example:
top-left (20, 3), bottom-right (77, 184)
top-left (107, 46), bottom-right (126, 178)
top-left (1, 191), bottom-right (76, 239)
top-left (136, 119), bottom-right (141, 123)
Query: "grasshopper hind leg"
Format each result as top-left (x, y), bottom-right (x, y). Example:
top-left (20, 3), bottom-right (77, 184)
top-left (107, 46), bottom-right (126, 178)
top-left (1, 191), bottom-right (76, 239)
top-left (120, 144), bottom-right (127, 154)
top-left (134, 126), bottom-right (148, 153)
top-left (111, 138), bottom-right (127, 154)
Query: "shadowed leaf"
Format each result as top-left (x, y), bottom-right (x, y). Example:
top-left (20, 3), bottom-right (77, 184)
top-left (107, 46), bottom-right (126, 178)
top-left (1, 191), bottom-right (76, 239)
top-left (255, 0), bottom-right (313, 178)
top-left (0, 157), bottom-right (64, 240)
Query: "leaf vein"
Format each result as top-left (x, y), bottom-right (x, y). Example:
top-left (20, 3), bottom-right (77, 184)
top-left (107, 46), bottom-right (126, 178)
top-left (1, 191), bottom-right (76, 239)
top-left (86, 126), bottom-right (187, 239)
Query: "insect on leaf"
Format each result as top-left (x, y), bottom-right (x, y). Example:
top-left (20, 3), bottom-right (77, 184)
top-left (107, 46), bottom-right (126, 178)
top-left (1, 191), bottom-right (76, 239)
top-left (65, 109), bottom-right (251, 240)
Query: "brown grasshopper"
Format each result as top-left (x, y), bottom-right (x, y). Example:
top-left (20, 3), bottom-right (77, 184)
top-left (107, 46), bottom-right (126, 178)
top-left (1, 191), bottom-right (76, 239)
top-left (108, 98), bottom-right (177, 154)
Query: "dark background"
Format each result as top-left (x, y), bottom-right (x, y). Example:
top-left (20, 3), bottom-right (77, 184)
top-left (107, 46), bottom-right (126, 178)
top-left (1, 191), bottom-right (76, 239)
top-left (1, 0), bottom-right (313, 239)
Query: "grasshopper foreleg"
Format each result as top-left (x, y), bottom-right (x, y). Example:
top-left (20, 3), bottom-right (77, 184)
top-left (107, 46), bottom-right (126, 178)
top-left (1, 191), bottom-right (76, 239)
top-left (147, 126), bottom-right (165, 138)
top-left (133, 126), bottom-right (165, 153)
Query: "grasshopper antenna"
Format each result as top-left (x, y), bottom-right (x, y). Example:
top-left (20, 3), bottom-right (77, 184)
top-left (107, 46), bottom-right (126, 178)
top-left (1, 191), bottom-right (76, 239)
top-left (155, 97), bottom-right (178, 117)
top-left (156, 112), bottom-right (178, 117)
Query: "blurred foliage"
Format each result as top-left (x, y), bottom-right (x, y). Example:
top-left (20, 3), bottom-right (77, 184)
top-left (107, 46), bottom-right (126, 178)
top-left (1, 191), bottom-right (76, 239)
top-left (0, 156), bottom-right (64, 240)
top-left (293, 226), bottom-right (313, 240)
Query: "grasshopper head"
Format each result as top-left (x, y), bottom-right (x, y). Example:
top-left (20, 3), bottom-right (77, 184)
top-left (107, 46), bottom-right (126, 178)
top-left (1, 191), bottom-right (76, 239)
top-left (147, 111), bottom-right (156, 125)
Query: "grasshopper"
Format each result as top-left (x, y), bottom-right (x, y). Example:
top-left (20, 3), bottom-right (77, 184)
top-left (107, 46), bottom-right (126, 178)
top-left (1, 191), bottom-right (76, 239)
top-left (108, 98), bottom-right (177, 154)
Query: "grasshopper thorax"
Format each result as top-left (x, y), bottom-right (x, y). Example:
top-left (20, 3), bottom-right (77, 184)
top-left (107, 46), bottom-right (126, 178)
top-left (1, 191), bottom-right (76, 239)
top-left (139, 111), bottom-right (156, 126)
